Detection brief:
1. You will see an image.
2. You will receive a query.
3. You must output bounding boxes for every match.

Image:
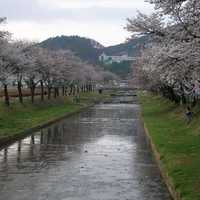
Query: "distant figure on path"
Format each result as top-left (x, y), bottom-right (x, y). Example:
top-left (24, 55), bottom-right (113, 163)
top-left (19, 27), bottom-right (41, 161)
top-left (98, 89), bottom-right (103, 94)
top-left (185, 107), bottom-right (192, 123)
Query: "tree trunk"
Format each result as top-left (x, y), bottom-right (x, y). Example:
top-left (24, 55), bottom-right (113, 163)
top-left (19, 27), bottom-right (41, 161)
top-left (91, 83), bottom-right (93, 91)
top-left (57, 88), bottom-right (60, 97)
top-left (54, 88), bottom-right (57, 98)
top-left (93, 84), bottom-right (95, 92)
top-left (30, 85), bottom-right (35, 104)
top-left (89, 83), bottom-right (92, 92)
top-left (40, 80), bottom-right (44, 101)
top-left (65, 86), bottom-right (68, 96)
top-left (88, 83), bottom-right (91, 92)
top-left (69, 85), bottom-right (73, 96)
top-left (72, 86), bottom-right (76, 96)
top-left (77, 86), bottom-right (80, 94)
top-left (48, 86), bottom-right (51, 99)
top-left (4, 84), bottom-right (10, 106)
top-left (62, 86), bottom-right (65, 96)
top-left (192, 96), bottom-right (197, 107)
top-left (180, 83), bottom-right (186, 105)
top-left (17, 81), bottom-right (23, 104)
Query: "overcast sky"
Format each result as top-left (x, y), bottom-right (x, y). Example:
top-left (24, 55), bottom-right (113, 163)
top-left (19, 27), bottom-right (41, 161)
top-left (1, 0), bottom-right (154, 46)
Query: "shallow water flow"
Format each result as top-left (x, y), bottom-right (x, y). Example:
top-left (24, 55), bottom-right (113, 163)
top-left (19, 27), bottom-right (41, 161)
top-left (0, 93), bottom-right (171, 200)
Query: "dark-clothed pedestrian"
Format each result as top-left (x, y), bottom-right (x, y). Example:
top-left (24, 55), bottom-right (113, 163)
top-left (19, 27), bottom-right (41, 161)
top-left (185, 107), bottom-right (192, 123)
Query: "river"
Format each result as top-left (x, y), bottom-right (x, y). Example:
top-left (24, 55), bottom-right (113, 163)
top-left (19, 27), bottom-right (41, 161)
top-left (0, 92), bottom-right (171, 200)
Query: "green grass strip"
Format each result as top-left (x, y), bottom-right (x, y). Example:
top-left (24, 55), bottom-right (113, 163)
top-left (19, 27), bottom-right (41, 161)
top-left (139, 92), bottom-right (200, 200)
top-left (0, 92), bottom-right (109, 140)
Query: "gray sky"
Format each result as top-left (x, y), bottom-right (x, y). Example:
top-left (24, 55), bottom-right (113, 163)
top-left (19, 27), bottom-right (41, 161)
top-left (1, 0), bottom-right (154, 46)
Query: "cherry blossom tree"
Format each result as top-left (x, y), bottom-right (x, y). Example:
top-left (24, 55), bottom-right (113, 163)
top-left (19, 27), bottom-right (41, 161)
top-left (6, 41), bottom-right (31, 104)
top-left (0, 52), bottom-right (13, 106)
top-left (126, 0), bottom-right (200, 105)
top-left (0, 18), bottom-right (12, 106)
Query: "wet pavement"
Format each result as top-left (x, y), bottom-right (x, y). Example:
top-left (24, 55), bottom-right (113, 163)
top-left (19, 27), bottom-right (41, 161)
top-left (0, 92), bottom-right (171, 200)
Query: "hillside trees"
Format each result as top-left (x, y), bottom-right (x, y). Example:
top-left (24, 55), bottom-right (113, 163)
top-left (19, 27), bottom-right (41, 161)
top-left (126, 0), bottom-right (200, 105)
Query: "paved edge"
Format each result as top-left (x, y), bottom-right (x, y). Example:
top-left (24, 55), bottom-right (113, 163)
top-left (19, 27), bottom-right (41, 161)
top-left (140, 113), bottom-right (181, 200)
top-left (0, 103), bottom-right (95, 150)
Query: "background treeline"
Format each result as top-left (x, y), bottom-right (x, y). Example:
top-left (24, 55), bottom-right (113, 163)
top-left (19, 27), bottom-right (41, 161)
top-left (101, 61), bottom-right (132, 79)
top-left (0, 18), bottom-right (117, 106)
top-left (40, 35), bottom-right (148, 78)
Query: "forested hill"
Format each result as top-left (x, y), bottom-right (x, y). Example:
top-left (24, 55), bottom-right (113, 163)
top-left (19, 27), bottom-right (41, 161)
top-left (39, 35), bottom-right (149, 64)
top-left (39, 36), bottom-right (103, 63)
top-left (103, 36), bottom-right (148, 57)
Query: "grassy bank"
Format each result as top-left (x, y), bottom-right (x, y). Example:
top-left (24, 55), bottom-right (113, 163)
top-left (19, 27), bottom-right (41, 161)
top-left (139, 92), bottom-right (200, 200)
top-left (0, 92), bottom-right (109, 143)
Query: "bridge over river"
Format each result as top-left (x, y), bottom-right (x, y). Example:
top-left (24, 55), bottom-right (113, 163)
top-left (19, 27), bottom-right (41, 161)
top-left (0, 90), bottom-right (171, 200)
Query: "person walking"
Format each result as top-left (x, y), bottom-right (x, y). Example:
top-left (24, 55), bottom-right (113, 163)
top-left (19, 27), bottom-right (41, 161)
top-left (185, 107), bottom-right (192, 124)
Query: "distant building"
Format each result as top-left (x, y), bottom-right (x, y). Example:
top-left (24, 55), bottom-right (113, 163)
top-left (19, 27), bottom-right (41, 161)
top-left (99, 52), bottom-right (136, 65)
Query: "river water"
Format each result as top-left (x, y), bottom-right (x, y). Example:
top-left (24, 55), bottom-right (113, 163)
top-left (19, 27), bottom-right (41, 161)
top-left (0, 93), bottom-right (171, 200)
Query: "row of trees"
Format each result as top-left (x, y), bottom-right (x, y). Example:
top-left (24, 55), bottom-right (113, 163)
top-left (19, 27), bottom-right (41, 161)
top-left (0, 18), bottom-right (116, 106)
top-left (126, 0), bottom-right (200, 105)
